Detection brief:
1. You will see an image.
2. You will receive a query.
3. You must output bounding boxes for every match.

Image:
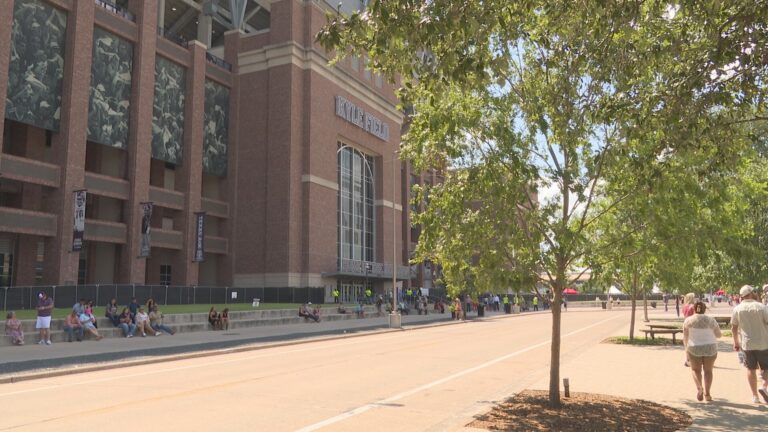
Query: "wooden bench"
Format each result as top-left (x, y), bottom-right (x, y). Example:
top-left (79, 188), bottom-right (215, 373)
top-left (642, 328), bottom-right (683, 343)
top-left (647, 324), bottom-right (680, 331)
top-left (714, 316), bottom-right (731, 326)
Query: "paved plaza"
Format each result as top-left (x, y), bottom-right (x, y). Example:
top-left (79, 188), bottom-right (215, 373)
top-left (0, 306), bottom-right (764, 431)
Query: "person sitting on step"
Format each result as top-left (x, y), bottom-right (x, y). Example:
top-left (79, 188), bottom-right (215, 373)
top-left (150, 305), bottom-right (175, 335)
top-left (135, 306), bottom-right (159, 336)
top-left (299, 303), bottom-right (320, 323)
top-left (63, 310), bottom-right (84, 342)
top-left (220, 308), bottom-right (230, 331)
top-left (208, 306), bottom-right (222, 330)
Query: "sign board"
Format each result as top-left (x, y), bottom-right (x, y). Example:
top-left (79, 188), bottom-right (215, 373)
top-left (72, 190), bottom-right (86, 251)
top-left (335, 95), bottom-right (390, 141)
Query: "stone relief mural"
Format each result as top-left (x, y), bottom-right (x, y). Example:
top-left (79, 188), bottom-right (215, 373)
top-left (203, 79), bottom-right (229, 177)
top-left (151, 56), bottom-right (186, 165)
top-left (5, 0), bottom-right (67, 131)
top-left (88, 27), bottom-right (133, 149)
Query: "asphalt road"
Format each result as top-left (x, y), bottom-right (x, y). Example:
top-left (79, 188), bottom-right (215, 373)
top-left (0, 309), bottom-right (628, 431)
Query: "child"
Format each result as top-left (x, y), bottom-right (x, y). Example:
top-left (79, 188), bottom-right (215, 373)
top-left (5, 311), bottom-right (24, 345)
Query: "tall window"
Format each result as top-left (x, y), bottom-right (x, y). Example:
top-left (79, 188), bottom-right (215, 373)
top-left (338, 144), bottom-right (375, 263)
top-left (160, 265), bottom-right (172, 286)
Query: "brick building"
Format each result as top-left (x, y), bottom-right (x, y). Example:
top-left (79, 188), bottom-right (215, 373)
top-left (0, 0), bottom-right (438, 301)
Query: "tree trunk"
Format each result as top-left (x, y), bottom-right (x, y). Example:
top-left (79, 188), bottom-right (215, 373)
top-left (643, 288), bottom-right (649, 322)
top-left (628, 270), bottom-right (638, 340)
top-left (549, 280), bottom-right (563, 408)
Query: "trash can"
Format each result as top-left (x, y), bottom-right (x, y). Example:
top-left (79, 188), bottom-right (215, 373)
top-left (477, 304), bottom-right (485, 317)
top-left (601, 301), bottom-right (607, 309)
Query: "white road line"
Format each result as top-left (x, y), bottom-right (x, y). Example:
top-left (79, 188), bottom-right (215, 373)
top-left (295, 314), bottom-right (623, 432)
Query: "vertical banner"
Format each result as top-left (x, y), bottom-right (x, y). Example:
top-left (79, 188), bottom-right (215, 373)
top-left (193, 212), bottom-right (205, 262)
top-left (72, 190), bottom-right (86, 251)
top-left (139, 202), bottom-right (153, 258)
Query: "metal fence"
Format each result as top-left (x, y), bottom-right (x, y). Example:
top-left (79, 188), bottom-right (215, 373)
top-left (94, 0), bottom-right (136, 22)
top-left (0, 285), bottom-right (326, 311)
top-left (205, 52), bottom-right (232, 72)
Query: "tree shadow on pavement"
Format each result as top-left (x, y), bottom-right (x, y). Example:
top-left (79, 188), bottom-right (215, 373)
top-left (681, 399), bottom-right (767, 432)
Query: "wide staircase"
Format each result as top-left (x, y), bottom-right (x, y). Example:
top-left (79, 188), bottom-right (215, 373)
top-left (0, 305), bottom-right (379, 347)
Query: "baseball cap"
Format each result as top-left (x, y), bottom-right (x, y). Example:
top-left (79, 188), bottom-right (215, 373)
top-left (740, 285), bottom-right (754, 297)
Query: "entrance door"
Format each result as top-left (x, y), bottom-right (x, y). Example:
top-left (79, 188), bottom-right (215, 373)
top-left (340, 282), bottom-right (365, 303)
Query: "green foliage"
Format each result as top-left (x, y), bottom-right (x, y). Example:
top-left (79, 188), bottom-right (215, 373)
top-left (318, 0), bottom-right (767, 407)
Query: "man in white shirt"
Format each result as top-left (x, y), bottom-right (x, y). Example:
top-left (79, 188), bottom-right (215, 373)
top-left (732, 285), bottom-right (768, 403)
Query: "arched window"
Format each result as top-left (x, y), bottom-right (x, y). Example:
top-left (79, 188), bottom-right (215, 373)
top-left (337, 144), bottom-right (375, 263)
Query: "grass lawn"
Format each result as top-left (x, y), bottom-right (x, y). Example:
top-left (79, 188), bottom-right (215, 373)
top-left (5, 303), bottom-right (351, 320)
top-left (604, 336), bottom-right (682, 346)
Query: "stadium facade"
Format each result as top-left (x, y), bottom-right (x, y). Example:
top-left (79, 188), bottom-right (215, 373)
top-left (0, 0), bottom-right (441, 301)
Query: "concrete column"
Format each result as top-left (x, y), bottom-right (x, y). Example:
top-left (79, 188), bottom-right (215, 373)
top-left (174, 41), bottom-right (207, 285)
top-left (0, 4), bottom-right (13, 153)
top-left (119, 0), bottom-right (159, 283)
top-left (197, 14), bottom-right (212, 48)
top-left (157, 0), bottom-right (165, 34)
top-left (45, 0), bottom-right (95, 285)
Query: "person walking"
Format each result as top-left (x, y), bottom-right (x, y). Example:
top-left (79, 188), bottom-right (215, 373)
top-left (683, 301), bottom-right (721, 401)
top-left (454, 298), bottom-right (463, 321)
top-left (333, 288), bottom-right (340, 304)
top-left (375, 295), bottom-right (384, 316)
top-left (532, 295), bottom-right (539, 311)
top-left (682, 293), bottom-right (696, 318)
top-left (732, 285), bottom-right (768, 403)
top-left (36, 291), bottom-right (54, 345)
top-left (675, 295), bottom-right (681, 317)
top-left (503, 295), bottom-right (510, 314)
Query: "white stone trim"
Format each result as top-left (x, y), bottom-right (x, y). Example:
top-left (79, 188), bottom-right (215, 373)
top-left (301, 174), bottom-right (338, 191)
top-left (375, 199), bottom-right (403, 211)
top-left (238, 41), bottom-right (403, 124)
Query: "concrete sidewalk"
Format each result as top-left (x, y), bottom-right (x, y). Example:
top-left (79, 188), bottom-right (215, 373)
top-left (527, 307), bottom-right (766, 432)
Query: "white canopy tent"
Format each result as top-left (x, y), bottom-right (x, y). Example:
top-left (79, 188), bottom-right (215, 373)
top-left (608, 285), bottom-right (623, 295)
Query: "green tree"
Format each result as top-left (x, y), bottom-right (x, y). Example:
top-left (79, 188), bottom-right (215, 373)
top-left (318, 0), bottom-right (766, 407)
top-left (588, 138), bottom-right (749, 338)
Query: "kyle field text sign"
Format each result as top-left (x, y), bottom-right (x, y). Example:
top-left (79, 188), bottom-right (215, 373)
top-left (335, 95), bottom-right (389, 141)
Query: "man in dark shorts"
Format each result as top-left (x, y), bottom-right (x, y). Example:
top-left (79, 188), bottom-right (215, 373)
top-left (732, 285), bottom-right (768, 403)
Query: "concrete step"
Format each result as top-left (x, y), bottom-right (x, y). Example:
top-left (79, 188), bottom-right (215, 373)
top-left (0, 309), bottom-right (380, 347)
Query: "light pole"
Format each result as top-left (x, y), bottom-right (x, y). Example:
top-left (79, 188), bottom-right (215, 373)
top-left (390, 150), bottom-right (401, 328)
